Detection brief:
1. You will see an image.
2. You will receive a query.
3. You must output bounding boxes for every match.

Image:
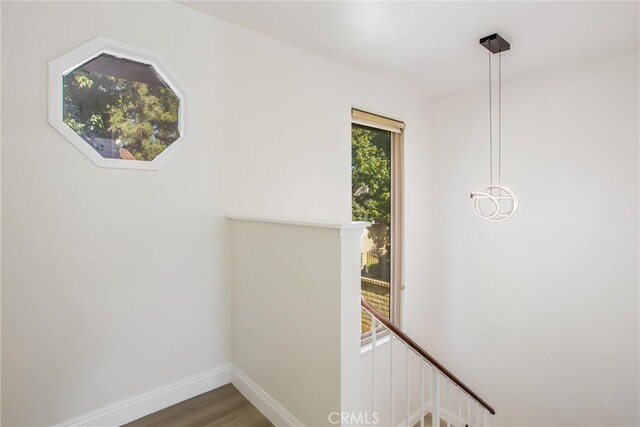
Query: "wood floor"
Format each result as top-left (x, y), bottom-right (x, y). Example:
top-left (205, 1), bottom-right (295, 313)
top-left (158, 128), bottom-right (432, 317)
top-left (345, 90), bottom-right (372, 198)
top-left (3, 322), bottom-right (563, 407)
top-left (124, 384), bottom-right (272, 427)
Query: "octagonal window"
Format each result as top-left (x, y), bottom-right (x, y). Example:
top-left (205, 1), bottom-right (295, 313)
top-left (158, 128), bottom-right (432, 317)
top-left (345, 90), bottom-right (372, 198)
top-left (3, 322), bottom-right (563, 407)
top-left (63, 53), bottom-right (181, 162)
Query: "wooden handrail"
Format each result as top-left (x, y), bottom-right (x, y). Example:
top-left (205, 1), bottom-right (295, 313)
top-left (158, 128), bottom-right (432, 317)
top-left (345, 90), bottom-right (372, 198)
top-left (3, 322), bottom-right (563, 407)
top-left (361, 297), bottom-right (496, 415)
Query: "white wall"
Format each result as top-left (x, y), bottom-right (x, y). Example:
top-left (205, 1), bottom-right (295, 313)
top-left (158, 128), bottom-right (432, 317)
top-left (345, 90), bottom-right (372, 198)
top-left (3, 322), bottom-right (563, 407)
top-left (1, 2), bottom-right (431, 425)
top-left (1, 3), bottom-right (228, 426)
top-left (429, 51), bottom-right (639, 426)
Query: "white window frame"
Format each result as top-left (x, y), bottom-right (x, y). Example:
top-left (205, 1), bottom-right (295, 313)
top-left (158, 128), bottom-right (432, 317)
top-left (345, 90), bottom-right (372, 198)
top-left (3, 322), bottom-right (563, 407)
top-left (48, 36), bottom-right (189, 171)
top-left (352, 108), bottom-right (405, 343)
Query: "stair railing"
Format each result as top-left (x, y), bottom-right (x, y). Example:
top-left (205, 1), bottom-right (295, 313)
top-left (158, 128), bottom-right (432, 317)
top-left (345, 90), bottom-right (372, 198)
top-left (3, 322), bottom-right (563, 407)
top-left (361, 298), bottom-right (495, 427)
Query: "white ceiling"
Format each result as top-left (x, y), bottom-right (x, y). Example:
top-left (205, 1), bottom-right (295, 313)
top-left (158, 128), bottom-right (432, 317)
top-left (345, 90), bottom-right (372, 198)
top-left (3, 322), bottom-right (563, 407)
top-left (182, 1), bottom-right (639, 99)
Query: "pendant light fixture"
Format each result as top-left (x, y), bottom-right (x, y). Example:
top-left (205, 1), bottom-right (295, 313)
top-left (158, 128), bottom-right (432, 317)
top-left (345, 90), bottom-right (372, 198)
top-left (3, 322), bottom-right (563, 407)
top-left (470, 33), bottom-right (518, 222)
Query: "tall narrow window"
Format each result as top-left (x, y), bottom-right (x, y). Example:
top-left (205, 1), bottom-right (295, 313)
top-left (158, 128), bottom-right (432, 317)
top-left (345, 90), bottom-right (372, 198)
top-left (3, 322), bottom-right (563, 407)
top-left (351, 109), bottom-right (404, 336)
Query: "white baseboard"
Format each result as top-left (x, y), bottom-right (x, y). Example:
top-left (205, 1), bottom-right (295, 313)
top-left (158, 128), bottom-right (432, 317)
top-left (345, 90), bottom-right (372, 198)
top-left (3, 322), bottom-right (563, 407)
top-left (56, 363), bottom-right (231, 427)
top-left (53, 363), bottom-right (302, 427)
top-left (231, 364), bottom-right (303, 427)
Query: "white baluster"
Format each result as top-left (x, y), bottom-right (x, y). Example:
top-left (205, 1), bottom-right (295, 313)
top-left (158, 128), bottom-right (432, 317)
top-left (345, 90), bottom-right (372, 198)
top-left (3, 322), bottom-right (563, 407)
top-left (431, 367), bottom-right (439, 427)
top-left (484, 409), bottom-right (491, 427)
top-left (406, 345), bottom-right (410, 427)
top-left (457, 388), bottom-right (462, 427)
top-left (444, 377), bottom-right (451, 427)
top-left (390, 336), bottom-right (394, 427)
top-left (476, 401), bottom-right (481, 427)
top-left (447, 380), bottom-right (451, 427)
top-left (371, 315), bottom-right (377, 417)
top-left (420, 361), bottom-right (425, 427)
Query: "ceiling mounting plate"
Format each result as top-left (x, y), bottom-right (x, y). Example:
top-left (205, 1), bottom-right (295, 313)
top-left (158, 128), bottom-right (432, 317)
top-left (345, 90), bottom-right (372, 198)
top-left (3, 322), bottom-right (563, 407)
top-left (480, 33), bottom-right (511, 54)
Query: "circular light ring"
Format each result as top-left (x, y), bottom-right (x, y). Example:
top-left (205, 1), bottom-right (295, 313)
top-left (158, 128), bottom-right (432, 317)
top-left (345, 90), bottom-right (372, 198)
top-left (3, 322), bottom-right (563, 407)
top-left (470, 191), bottom-right (500, 219)
top-left (470, 185), bottom-right (518, 222)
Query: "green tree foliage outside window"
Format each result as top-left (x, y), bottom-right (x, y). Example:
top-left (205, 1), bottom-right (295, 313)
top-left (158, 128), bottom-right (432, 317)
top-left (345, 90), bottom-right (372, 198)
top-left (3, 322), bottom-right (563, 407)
top-left (352, 124), bottom-right (391, 228)
top-left (352, 124), bottom-right (392, 282)
top-left (63, 57), bottom-right (180, 162)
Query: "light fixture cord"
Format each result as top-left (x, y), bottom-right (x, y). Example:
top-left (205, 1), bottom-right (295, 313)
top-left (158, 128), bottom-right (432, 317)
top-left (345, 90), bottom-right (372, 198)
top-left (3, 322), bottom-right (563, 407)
top-left (499, 51), bottom-right (502, 189)
top-left (488, 48), bottom-right (493, 188)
